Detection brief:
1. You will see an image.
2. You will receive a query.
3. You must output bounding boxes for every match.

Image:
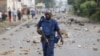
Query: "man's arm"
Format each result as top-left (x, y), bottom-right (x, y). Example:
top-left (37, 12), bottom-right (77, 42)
top-left (37, 17), bottom-right (43, 35)
top-left (57, 30), bottom-right (64, 45)
top-left (55, 20), bottom-right (64, 45)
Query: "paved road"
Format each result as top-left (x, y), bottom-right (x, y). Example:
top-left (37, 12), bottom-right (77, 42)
top-left (0, 14), bottom-right (100, 56)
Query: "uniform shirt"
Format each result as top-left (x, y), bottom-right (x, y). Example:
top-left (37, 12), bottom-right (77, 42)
top-left (37, 17), bottom-right (60, 40)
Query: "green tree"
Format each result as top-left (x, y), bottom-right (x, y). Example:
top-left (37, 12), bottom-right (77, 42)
top-left (70, 0), bottom-right (100, 21)
top-left (80, 1), bottom-right (97, 16)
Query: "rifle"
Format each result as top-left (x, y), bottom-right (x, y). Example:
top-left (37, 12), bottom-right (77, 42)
top-left (41, 30), bottom-right (49, 47)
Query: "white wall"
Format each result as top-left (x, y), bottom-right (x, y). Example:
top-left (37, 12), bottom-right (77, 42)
top-left (7, 0), bottom-right (35, 11)
top-left (22, 0), bottom-right (35, 8)
top-left (7, 0), bottom-right (22, 11)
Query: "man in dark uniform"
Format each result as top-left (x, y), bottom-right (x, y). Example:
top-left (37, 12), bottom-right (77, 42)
top-left (37, 12), bottom-right (64, 56)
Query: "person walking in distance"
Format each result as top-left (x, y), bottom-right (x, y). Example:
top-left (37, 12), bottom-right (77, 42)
top-left (31, 9), bottom-right (35, 18)
top-left (8, 10), bottom-right (12, 22)
top-left (37, 12), bottom-right (64, 56)
top-left (27, 8), bottom-right (30, 19)
top-left (17, 10), bottom-right (22, 21)
top-left (12, 8), bottom-right (17, 21)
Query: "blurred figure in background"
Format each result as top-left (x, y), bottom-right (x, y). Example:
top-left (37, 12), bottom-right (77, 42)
top-left (8, 10), bottom-right (12, 22)
top-left (21, 8), bottom-right (25, 19)
top-left (2, 11), bottom-right (7, 21)
top-left (12, 8), bottom-right (17, 21)
top-left (31, 9), bottom-right (35, 18)
top-left (17, 10), bottom-right (22, 21)
top-left (26, 8), bottom-right (30, 19)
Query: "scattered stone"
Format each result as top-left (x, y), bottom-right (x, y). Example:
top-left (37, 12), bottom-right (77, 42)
top-left (57, 17), bottom-right (60, 20)
top-left (93, 47), bottom-right (98, 51)
top-left (26, 40), bottom-right (30, 43)
top-left (60, 29), bottom-right (67, 35)
top-left (10, 46), bottom-right (15, 49)
top-left (1, 44), bottom-right (5, 46)
top-left (97, 39), bottom-right (100, 42)
top-left (35, 17), bottom-right (37, 19)
top-left (69, 18), bottom-right (74, 22)
top-left (62, 33), bottom-right (69, 38)
top-left (32, 32), bottom-right (34, 34)
top-left (74, 27), bottom-right (81, 30)
top-left (68, 39), bottom-right (76, 44)
top-left (0, 51), bottom-right (8, 55)
top-left (5, 27), bottom-right (11, 30)
top-left (84, 28), bottom-right (89, 31)
top-left (19, 27), bottom-right (22, 29)
top-left (37, 48), bottom-right (40, 50)
top-left (26, 25), bottom-right (30, 28)
top-left (0, 50), bottom-right (14, 55)
top-left (19, 52), bottom-right (28, 55)
top-left (78, 45), bottom-right (82, 48)
top-left (2, 38), bottom-right (9, 40)
top-left (10, 33), bottom-right (14, 36)
top-left (97, 30), bottom-right (100, 33)
top-left (79, 23), bottom-right (84, 26)
top-left (15, 29), bottom-right (19, 32)
top-left (20, 47), bottom-right (23, 49)
top-left (21, 49), bottom-right (29, 53)
top-left (57, 44), bottom-right (62, 47)
top-left (37, 51), bottom-right (42, 55)
top-left (24, 53), bottom-right (28, 55)
top-left (33, 39), bottom-right (40, 44)
top-left (72, 40), bottom-right (75, 43)
top-left (93, 43), bottom-right (96, 45)
top-left (94, 27), bottom-right (100, 33)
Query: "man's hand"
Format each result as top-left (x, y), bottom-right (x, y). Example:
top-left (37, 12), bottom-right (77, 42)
top-left (57, 30), bottom-right (64, 45)
top-left (37, 29), bottom-right (42, 35)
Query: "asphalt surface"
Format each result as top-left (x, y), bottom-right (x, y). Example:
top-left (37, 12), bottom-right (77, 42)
top-left (0, 13), bottom-right (100, 56)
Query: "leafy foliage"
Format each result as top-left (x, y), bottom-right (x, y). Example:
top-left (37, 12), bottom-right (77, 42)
top-left (70, 0), bottom-right (100, 21)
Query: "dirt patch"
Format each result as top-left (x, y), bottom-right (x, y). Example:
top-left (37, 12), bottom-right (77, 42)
top-left (0, 21), bottom-right (23, 34)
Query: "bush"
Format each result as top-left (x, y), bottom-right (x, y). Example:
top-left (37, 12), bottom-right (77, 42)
top-left (90, 8), bottom-right (100, 21)
top-left (80, 1), bottom-right (96, 17)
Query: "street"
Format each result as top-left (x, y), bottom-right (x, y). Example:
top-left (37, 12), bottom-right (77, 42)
top-left (0, 13), bottom-right (100, 56)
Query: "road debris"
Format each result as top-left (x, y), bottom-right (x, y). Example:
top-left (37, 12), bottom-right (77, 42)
top-left (26, 40), bottom-right (30, 43)
top-left (74, 27), bottom-right (81, 30)
top-left (78, 45), bottom-right (82, 48)
top-left (0, 50), bottom-right (14, 55)
top-left (37, 51), bottom-right (42, 55)
top-left (93, 47), bottom-right (98, 51)
top-left (33, 39), bottom-right (40, 44)
top-left (2, 37), bottom-right (9, 40)
top-left (97, 39), bottom-right (100, 42)
top-left (84, 28), bottom-right (89, 31)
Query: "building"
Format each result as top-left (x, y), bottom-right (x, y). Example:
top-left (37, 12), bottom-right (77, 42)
top-left (22, 0), bottom-right (35, 8)
top-left (55, 0), bottom-right (67, 8)
top-left (7, 0), bottom-right (35, 11)
top-left (0, 0), bottom-right (7, 11)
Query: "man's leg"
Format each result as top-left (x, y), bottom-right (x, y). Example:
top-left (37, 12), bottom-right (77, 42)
top-left (42, 41), bottom-right (48, 56)
top-left (47, 40), bottom-right (54, 56)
